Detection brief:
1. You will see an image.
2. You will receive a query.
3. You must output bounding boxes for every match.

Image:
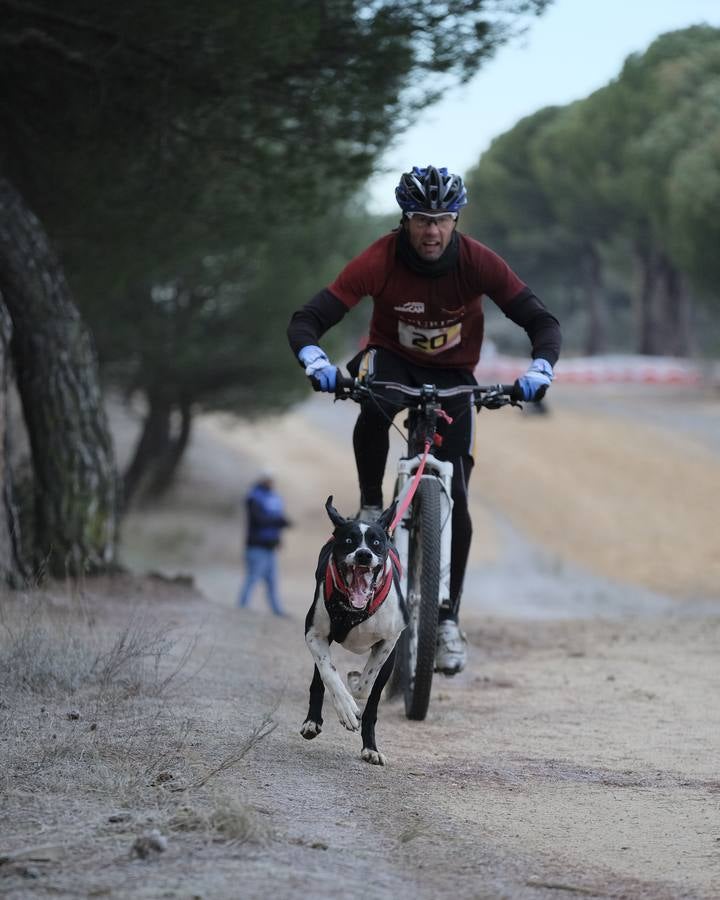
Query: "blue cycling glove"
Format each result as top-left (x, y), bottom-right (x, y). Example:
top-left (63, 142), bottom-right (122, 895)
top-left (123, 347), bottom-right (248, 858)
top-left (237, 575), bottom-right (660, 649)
top-left (513, 358), bottom-right (554, 402)
top-left (298, 345), bottom-right (337, 392)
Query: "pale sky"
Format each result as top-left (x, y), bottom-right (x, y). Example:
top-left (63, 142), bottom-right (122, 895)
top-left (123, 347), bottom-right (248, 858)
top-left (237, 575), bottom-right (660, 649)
top-left (367, 0), bottom-right (720, 213)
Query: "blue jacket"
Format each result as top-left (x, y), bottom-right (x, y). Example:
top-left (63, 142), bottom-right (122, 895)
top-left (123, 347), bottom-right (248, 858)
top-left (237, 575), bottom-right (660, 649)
top-left (245, 484), bottom-right (290, 549)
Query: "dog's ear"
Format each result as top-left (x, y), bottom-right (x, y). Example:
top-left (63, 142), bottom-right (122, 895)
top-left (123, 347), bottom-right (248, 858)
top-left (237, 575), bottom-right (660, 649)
top-left (325, 495), bottom-right (347, 529)
top-left (376, 500), bottom-right (397, 533)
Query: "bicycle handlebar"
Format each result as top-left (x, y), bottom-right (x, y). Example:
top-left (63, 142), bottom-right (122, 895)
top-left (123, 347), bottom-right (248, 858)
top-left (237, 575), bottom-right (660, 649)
top-left (334, 374), bottom-right (521, 409)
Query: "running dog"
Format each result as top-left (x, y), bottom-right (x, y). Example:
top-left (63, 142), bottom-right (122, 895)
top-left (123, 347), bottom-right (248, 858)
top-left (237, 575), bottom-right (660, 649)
top-left (301, 496), bottom-right (406, 765)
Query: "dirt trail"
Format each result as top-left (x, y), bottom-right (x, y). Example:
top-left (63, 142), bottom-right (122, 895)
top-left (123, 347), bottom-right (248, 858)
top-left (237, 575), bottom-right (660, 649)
top-left (117, 384), bottom-right (720, 899)
top-left (3, 386), bottom-right (719, 899)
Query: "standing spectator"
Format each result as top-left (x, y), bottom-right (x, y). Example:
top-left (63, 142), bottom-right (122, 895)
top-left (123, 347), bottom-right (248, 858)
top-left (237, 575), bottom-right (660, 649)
top-left (238, 468), bottom-right (291, 616)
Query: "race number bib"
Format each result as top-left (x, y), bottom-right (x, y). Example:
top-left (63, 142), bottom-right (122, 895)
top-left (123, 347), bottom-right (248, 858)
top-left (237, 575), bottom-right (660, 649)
top-left (397, 320), bottom-right (461, 356)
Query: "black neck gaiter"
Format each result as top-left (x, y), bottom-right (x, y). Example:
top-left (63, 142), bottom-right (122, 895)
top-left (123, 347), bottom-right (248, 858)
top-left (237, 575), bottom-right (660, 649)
top-left (395, 226), bottom-right (459, 278)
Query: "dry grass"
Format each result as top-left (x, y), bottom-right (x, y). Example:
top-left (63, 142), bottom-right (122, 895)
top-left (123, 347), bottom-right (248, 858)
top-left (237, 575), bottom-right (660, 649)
top-left (475, 403), bottom-right (720, 598)
top-left (0, 597), bottom-right (196, 698)
top-left (0, 591), bottom-right (201, 801)
top-left (189, 707), bottom-right (278, 790)
top-left (168, 792), bottom-right (272, 844)
top-left (0, 581), bottom-right (278, 896)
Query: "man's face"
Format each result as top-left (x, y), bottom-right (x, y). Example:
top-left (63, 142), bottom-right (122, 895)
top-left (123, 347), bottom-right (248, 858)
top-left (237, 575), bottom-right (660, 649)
top-left (405, 212), bottom-right (457, 260)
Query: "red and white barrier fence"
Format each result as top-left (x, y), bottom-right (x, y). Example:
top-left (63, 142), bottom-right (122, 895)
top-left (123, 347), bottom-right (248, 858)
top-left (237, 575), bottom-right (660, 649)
top-left (474, 354), bottom-right (719, 387)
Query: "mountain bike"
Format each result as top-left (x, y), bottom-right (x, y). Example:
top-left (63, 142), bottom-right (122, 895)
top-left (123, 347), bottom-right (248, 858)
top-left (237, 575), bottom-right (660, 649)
top-left (334, 375), bottom-right (518, 720)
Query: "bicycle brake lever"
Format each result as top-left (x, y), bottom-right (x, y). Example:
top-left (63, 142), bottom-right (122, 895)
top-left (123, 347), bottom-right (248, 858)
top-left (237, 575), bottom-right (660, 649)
top-left (480, 393), bottom-right (521, 410)
top-left (480, 389), bottom-right (506, 410)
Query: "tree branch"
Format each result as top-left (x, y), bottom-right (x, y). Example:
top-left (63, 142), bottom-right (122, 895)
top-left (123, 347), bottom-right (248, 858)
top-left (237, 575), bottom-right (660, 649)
top-left (0, 27), bottom-right (89, 65)
top-left (0, 0), bottom-right (175, 68)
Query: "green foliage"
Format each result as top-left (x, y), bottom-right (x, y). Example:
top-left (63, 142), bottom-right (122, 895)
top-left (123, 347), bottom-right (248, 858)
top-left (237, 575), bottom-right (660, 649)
top-left (0, 0), bottom-right (550, 410)
top-left (667, 126), bottom-right (720, 293)
top-left (614, 29), bottom-right (720, 237)
top-left (464, 105), bottom-right (573, 268)
top-left (464, 105), bottom-right (595, 349)
top-left (90, 206), bottom-right (394, 417)
top-left (464, 25), bottom-right (720, 354)
top-left (1, 1), bottom-right (549, 295)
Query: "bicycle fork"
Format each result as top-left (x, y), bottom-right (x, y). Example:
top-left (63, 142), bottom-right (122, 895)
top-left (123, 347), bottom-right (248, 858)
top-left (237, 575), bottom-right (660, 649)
top-left (394, 455), bottom-right (455, 611)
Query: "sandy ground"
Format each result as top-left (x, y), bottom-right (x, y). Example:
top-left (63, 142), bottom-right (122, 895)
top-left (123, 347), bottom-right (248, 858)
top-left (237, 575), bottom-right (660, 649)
top-left (2, 384), bottom-right (720, 899)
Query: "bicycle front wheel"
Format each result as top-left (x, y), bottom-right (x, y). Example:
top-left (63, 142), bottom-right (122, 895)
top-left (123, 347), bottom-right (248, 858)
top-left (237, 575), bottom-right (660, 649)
top-left (403, 477), bottom-right (441, 720)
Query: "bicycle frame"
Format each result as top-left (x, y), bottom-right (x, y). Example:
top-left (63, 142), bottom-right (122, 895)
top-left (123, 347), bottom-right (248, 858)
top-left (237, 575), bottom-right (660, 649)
top-left (393, 448), bottom-right (454, 612)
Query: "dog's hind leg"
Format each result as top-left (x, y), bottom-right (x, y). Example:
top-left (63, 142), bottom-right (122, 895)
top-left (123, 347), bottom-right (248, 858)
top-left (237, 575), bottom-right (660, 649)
top-left (360, 645), bottom-right (397, 766)
top-left (300, 665), bottom-right (325, 740)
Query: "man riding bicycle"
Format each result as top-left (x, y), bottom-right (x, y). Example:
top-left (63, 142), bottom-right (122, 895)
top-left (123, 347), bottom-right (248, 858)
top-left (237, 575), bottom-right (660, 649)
top-left (287, 165), bottom-right (561, 675)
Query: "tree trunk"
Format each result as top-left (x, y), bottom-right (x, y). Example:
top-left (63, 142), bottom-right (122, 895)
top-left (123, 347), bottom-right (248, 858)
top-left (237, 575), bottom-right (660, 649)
top-left (123, 390), bottom-right (193, 505)
top-left (123, 391), bottom-right (171, 506)
top-left (0, 178), bottom-right (118, 577)
top-left (635, 242), bottom-right (665, 355)
top-left (582, 244), bottom-right (608, 356)
top-left (659, 256), bottom-right (694, 357)
top-left (147, 398), bottom-right (192, 498)
top-left (635, 243), bottom-right (695, 357)
top-left (0, 302), bottom-right (26, 586)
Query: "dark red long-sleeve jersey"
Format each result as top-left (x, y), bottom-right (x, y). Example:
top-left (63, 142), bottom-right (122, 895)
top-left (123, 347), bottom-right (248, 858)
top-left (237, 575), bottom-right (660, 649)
top-left (288, 230), bottom-right (560, 371)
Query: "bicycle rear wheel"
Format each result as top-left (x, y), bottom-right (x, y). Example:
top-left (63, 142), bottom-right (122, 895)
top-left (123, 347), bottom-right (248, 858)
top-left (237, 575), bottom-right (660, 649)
top-left (402, 478), bottom-right (441, 720)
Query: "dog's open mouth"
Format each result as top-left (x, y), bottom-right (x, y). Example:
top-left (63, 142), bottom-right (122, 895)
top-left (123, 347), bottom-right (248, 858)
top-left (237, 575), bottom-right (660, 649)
top-left (343, 564), bottom-right (378, 609)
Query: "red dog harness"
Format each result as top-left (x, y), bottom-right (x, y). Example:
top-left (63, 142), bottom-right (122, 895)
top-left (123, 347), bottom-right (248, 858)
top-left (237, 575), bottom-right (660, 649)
top-left (324, 547), bottom-right (402, 615)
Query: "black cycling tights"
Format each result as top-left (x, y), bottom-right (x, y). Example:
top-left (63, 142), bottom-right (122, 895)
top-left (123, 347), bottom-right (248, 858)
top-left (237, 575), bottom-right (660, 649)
top-left (353, 403), bottom-right (473, 622)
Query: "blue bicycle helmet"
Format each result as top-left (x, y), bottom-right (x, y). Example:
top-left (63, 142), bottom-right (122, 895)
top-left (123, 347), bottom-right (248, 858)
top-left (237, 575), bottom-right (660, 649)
top-left (395, 165), bottom-right (468, 214)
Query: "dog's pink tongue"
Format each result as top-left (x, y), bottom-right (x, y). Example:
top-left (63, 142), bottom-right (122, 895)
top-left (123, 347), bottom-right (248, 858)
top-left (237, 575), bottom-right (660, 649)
top-left (349, 569), bottom-right (369, 609)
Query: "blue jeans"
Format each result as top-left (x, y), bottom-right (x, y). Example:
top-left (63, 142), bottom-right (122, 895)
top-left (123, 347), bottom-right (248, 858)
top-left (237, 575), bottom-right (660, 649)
top-left (238, 546), bottom-right (284, 616)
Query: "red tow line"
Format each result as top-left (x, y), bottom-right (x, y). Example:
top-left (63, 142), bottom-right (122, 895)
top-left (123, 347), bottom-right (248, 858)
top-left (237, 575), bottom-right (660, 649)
top-left (388, 439), bottom-right (430, 533)
top-left (388, 409), bottom-right (452, 533)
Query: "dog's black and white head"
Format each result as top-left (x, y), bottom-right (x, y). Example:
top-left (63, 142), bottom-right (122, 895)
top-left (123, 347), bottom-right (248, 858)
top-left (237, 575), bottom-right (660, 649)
top-left (325, 496), bottom-right (397, 611)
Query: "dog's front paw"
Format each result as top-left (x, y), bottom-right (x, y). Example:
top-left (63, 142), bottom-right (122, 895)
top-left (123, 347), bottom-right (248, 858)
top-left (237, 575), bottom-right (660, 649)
top-left (347, 670), bottom-right (369, 701)
top-left (331, 689), bottom-right (360, 732)
top-left (300, 719), bottom-right (322, 740)
top-left (361, 748), bottom-right (387, 766)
